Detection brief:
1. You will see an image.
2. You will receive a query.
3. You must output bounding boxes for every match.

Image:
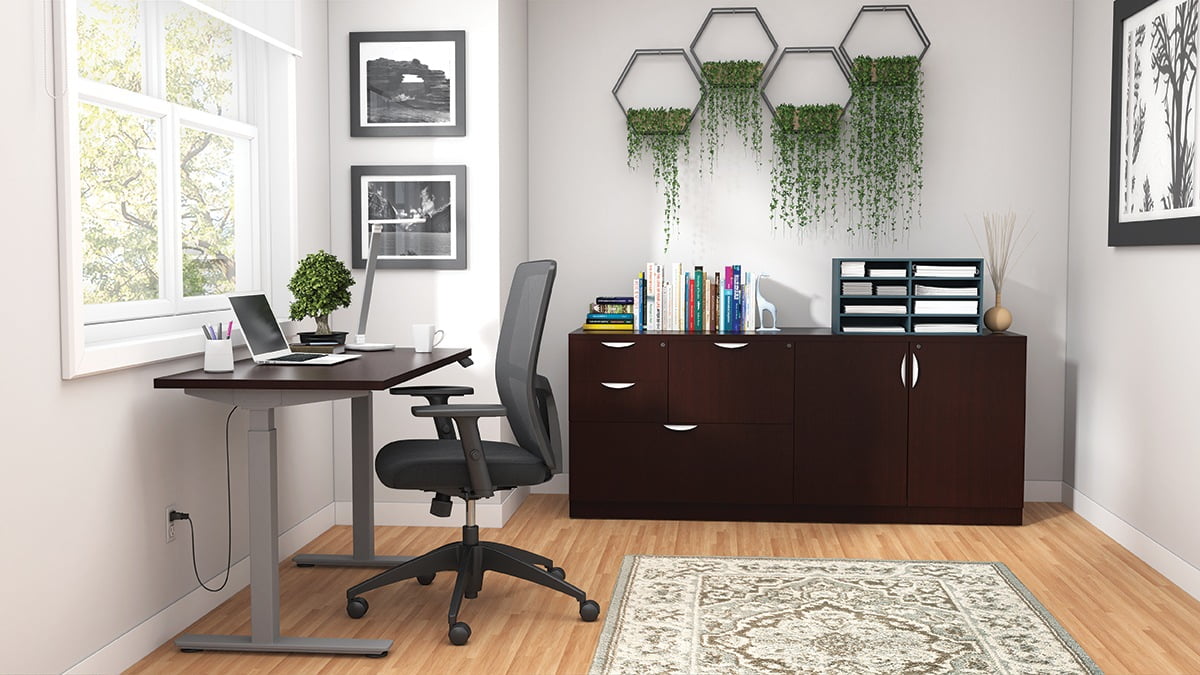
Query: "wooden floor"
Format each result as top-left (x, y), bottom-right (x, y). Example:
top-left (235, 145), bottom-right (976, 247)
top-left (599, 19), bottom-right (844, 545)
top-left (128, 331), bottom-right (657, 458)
top-left (127, 495), bottom-right (1200, 674)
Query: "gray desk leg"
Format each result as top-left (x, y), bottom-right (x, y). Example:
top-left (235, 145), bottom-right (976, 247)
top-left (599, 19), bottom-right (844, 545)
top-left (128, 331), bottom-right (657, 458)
top-left (293, 393), bottom-right (412, 568)
top-left (176, 408), bottom-right (392, 656)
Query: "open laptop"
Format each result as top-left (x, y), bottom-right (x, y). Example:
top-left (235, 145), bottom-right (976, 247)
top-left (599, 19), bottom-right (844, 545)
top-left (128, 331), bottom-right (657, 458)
top-left (229, 293), bottom-right (361, 365)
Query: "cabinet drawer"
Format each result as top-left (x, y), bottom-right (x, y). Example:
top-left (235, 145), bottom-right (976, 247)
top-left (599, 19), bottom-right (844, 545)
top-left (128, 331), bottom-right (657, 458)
top-left (569, 422), bottom-right (793, 504)
top-left (668, 340), bottom-right (794, 423)
top-left (569, 377), bottom-right (667, 421)
top-left (569, 335), bottom-right (667, 381)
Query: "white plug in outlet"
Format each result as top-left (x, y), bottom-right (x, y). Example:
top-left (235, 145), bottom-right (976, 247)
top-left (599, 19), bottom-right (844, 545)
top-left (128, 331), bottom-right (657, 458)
top-left (166, 504), bottom-right (177, 543)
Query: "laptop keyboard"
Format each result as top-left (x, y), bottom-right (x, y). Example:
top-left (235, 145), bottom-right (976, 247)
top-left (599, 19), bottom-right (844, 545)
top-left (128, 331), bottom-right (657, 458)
top-left (272, 353), bottom-right (325, 362)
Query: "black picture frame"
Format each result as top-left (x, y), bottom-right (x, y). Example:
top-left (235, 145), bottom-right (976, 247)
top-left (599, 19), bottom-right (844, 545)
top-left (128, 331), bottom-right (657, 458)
top-left (1110, 0), bottom-right (1200, 246)
top-left (349, 31), bottom-right (466, 137)
top-left (351, 165), bottom-right (467, 270)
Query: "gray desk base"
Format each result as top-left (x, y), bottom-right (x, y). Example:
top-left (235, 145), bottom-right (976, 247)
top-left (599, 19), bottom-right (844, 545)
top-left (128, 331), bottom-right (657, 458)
top-left (177, 389), bottom-right (395, 656)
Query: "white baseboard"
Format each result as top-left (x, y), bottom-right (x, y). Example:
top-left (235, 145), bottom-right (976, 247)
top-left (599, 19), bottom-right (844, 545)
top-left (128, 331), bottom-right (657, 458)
top-left (531, 473), bottom-right (569, 494)
top-left (1064, 486), bottom-right (1200, 602)
top-left (1023, 480), bottom-right (1065, 502)
top-left (65, 504), bottom-right (336, 675)
top-left (336, 489), bottom-right (527, 529)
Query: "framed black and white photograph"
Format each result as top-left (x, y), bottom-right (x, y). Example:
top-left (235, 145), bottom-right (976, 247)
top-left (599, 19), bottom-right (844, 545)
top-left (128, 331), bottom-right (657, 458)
top-left (349, 31), bottom-right (465, 137)
top-left (1110, 0), bottom-right (1200, 245)
top-left (351, 165), bottom-right (467, 269)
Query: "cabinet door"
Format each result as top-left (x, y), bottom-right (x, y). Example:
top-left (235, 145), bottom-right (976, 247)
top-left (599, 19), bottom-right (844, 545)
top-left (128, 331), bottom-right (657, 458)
top-left (569, 422), bottom-right (793, 504)
top-left (668, 339), bottom-right (794, 423)
top-left (906, 339), bottom-right (1026, 508)
top-left (569, 336), bottom-right (667, 421)
top-left (794, 340), bottom-right (909, 506)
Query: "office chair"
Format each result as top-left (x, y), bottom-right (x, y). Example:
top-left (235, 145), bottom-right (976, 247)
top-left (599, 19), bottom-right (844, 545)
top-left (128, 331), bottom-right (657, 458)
top-left (345, 260), bottom-right (600, 645)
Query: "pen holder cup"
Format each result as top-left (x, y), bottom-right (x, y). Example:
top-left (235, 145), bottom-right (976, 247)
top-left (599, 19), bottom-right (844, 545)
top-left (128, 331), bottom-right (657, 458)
top-left (204, 339), bottom-right (234, 373)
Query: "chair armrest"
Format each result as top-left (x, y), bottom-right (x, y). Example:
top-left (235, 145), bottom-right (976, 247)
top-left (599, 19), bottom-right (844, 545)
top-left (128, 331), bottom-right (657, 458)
top-left (389, 385), bottom-right (474, 397)
top-left (410, 403), bottom-right (506, 499)
top-left (393, 387), bottom-right (476, 440)
top-left (411, 403), bottom-right (506, 418)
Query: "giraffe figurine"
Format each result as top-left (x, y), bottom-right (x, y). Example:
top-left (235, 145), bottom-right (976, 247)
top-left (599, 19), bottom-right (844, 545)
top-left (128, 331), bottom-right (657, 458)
top-left (756, 274), bottom-right (780, 332)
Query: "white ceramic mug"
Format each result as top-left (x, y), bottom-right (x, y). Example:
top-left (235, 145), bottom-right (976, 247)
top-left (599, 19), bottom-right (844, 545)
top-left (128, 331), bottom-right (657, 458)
top-left (412, 323), bottom-right (445, 353)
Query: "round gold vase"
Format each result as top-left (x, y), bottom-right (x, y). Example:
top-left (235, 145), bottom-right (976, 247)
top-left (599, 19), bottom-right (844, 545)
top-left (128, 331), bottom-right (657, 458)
top-left (983, 292), bottom-right (1013, 332)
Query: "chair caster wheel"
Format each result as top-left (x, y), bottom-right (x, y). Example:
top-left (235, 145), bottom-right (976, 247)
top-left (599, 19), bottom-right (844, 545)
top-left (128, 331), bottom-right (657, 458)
top-left (548, 566), bottom-right (565, 581)
top-left (580, 599), bottom-right (601, 622)
top-left (416, 573), bottom-right (436, 585)
top-left (295, 563), bottom-right (315, 568)
top-left (367, 651), bottom-right (388, 659)
top-left (448, 621), bottom-right (471, 645)
top-left (347, 596), bottom-right (369, 619)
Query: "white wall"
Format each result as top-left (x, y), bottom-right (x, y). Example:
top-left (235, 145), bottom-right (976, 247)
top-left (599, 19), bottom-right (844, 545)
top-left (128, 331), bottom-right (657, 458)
top-left (0, 2), bottom-right (333, 673)
top-left (327, 0), bottom-right (531, 514)
top-left (1066, 0), bottom-right (1200, 598)
top-left (529, 0), bottom-right (1074, 485)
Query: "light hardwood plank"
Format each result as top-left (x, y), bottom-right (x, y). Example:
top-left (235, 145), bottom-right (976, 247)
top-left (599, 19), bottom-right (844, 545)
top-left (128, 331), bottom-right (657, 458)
top-left (125, 496), bottom-right (1200, 674)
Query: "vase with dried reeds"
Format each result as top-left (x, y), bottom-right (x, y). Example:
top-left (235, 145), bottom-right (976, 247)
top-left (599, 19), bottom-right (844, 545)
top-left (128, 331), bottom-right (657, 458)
top-left (968, 210), bottom-right (1033, 332)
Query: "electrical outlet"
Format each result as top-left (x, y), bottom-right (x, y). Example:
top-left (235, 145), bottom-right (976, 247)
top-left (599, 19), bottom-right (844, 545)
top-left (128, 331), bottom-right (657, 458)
top-left (166, 504), bottom-right (177, 543)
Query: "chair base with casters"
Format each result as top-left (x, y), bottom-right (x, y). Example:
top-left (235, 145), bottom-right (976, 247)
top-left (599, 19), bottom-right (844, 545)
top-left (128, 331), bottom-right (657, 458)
top-left (346, 499), bottom-right (600, 645)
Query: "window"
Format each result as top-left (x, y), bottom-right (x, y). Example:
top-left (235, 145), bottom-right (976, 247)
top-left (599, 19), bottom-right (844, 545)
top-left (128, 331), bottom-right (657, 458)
top-left (56, 0), bottom-right (298, 377)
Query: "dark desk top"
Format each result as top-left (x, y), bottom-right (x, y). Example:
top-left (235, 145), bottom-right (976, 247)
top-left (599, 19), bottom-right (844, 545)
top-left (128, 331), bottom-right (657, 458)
top-left (154, 346), bottom-right (473, 391)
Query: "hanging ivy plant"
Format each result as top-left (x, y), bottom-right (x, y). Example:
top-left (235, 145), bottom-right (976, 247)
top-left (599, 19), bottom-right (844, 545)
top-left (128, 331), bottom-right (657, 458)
top-left (769, 103), bottom-right (845, 232)
top-left (626, 107), bottom-right (691, 250)
top-left (846, 55), bottom-right (924, 243)
top-left (699, 60), bottom-right (765, 173)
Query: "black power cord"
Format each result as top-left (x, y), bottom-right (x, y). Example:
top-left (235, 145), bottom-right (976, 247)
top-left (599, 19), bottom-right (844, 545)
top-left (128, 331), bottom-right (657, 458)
top-left (169, 405), bottom-right (236, 593)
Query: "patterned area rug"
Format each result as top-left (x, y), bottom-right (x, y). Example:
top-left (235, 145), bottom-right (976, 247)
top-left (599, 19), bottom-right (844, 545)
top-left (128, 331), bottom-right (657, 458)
top-left (590, 555), bottom-right (1101, 675)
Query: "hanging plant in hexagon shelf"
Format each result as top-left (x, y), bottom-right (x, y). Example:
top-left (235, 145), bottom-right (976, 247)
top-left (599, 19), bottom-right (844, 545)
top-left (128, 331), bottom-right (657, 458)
top-left (698, 59), bottom-right (766, 172)
top-left (626, 107), bottom-right (692, 250)
top-left (770, 103), bottom-right (846, 232)
top-left (846, 54), bottom-right (925, 244)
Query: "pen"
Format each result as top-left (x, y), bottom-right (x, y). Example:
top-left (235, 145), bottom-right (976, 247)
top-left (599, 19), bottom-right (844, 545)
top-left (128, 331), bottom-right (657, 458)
top-left (202, 325), bottom-right (213, 340)
top-left (227, 321), bottom-right (234, 340)
top-left (217, 323), bottom-right (223, 340)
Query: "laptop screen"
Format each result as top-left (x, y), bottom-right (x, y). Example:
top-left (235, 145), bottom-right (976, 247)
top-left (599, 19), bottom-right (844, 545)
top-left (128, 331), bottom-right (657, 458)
top-left (229, 294), bottom-right (290, 356)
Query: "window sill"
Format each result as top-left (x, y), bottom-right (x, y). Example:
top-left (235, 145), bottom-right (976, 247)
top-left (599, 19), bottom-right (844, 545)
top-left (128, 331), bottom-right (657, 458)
top-left (63, 320), bottom-right (299, 379)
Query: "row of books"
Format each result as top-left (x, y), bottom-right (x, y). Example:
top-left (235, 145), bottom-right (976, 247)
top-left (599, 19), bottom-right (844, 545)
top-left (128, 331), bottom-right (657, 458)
top-left (633, 263), bottom-right (757, 332)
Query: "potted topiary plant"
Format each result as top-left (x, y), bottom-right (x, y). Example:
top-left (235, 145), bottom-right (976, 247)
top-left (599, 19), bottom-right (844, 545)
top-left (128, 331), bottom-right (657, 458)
top-left (770, 103), bottom-right (846, 232)
top-left (626, 106), bottom-right (693, 251)
top-left (287, 250), bottom-right (355, 344)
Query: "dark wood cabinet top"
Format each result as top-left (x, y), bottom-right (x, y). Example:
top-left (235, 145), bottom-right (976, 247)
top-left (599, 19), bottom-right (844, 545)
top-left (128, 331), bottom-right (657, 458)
top-left (153, 346), bottom-right (473, 391)
top-left (569, 328), bottom-right (1025, 341)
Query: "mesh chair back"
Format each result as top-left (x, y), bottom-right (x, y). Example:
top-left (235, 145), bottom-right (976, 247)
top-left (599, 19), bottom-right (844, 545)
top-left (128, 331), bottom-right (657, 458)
top-left (495, 260), bottom-right (560, 472)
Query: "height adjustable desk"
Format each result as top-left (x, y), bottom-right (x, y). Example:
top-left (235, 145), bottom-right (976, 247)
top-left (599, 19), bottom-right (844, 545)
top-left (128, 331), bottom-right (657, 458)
top-left (154, 346), bottom-right (472, 657)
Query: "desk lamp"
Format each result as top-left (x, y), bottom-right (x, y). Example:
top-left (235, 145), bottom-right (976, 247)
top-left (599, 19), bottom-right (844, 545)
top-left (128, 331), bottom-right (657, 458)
top-left (346, 223), bottom-right (395, 351)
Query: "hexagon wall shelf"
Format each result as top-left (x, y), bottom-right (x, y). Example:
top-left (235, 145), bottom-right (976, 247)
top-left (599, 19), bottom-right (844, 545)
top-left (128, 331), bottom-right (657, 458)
top-left (689, 7), bottom-right (779, 83)
top-left (612, 48), bottom-right (705, 123)
top-left (761, 47), bottom-right (852, 119)
top-left (838, 4), bottom-right (931, 66)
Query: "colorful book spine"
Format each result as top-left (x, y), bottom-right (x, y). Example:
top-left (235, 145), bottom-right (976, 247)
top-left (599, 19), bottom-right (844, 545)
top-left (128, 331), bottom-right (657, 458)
top-left (732, 264), bottom-right (742, 333)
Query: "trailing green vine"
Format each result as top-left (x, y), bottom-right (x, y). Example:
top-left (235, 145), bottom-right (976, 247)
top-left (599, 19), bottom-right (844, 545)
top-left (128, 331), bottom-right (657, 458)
top-left (699, 60), bottom-right (765, 173)
top-left (846, 55), bottom-right (924, 243)
top-left (626, 107), bottom-right (691, 250)
top-left (769, 103), bottom-right (845, 232)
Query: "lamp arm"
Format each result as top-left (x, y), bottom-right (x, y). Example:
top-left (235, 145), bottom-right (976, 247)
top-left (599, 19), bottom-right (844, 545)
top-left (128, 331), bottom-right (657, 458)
top-left (356, 224), bottom-right (383, 339)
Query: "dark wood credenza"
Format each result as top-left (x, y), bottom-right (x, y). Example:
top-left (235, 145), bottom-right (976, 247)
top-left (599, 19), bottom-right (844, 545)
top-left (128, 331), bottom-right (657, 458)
top-left (568, 329), bottom-right (1027, 525)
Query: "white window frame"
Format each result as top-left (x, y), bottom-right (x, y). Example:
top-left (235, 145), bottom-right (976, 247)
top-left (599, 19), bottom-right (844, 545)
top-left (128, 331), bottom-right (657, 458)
top-left (54, 0), bottom-right (298, 378)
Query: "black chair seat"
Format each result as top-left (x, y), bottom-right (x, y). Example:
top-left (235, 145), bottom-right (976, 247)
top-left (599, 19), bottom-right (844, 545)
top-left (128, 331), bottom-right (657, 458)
top-left (375, 439), bottom-right (550, 492)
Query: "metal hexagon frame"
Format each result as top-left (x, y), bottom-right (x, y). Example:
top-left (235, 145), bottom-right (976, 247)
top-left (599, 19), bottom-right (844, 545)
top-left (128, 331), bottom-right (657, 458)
top-left (612, 49), bottom-right (706, 124)
top-left (689, 7), bottom-right (779, 86)
top-left (837, 4), bottom-right (931, 68)
top-left (760, 47), bottom-right (853, 120)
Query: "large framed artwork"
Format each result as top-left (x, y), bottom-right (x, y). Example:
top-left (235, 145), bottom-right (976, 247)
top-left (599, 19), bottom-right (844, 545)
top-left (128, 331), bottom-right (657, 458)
top-left (351, 165), bottom-right (467, 270)
top-left (1110, 0), bottom-right (1200, 245)
top-left (349, 31), bottom-right (466, 137)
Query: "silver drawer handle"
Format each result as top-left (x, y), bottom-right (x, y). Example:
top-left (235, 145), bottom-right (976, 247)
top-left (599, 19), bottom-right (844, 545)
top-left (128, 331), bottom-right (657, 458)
top-left (600, 341), bottom-right (635, 349)
top-left (663, 424), bottom-right (698, 432)
top-left (600, 382), bottom-right (635, 390)
top-left (714, 342), bottom-right (748, 349)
